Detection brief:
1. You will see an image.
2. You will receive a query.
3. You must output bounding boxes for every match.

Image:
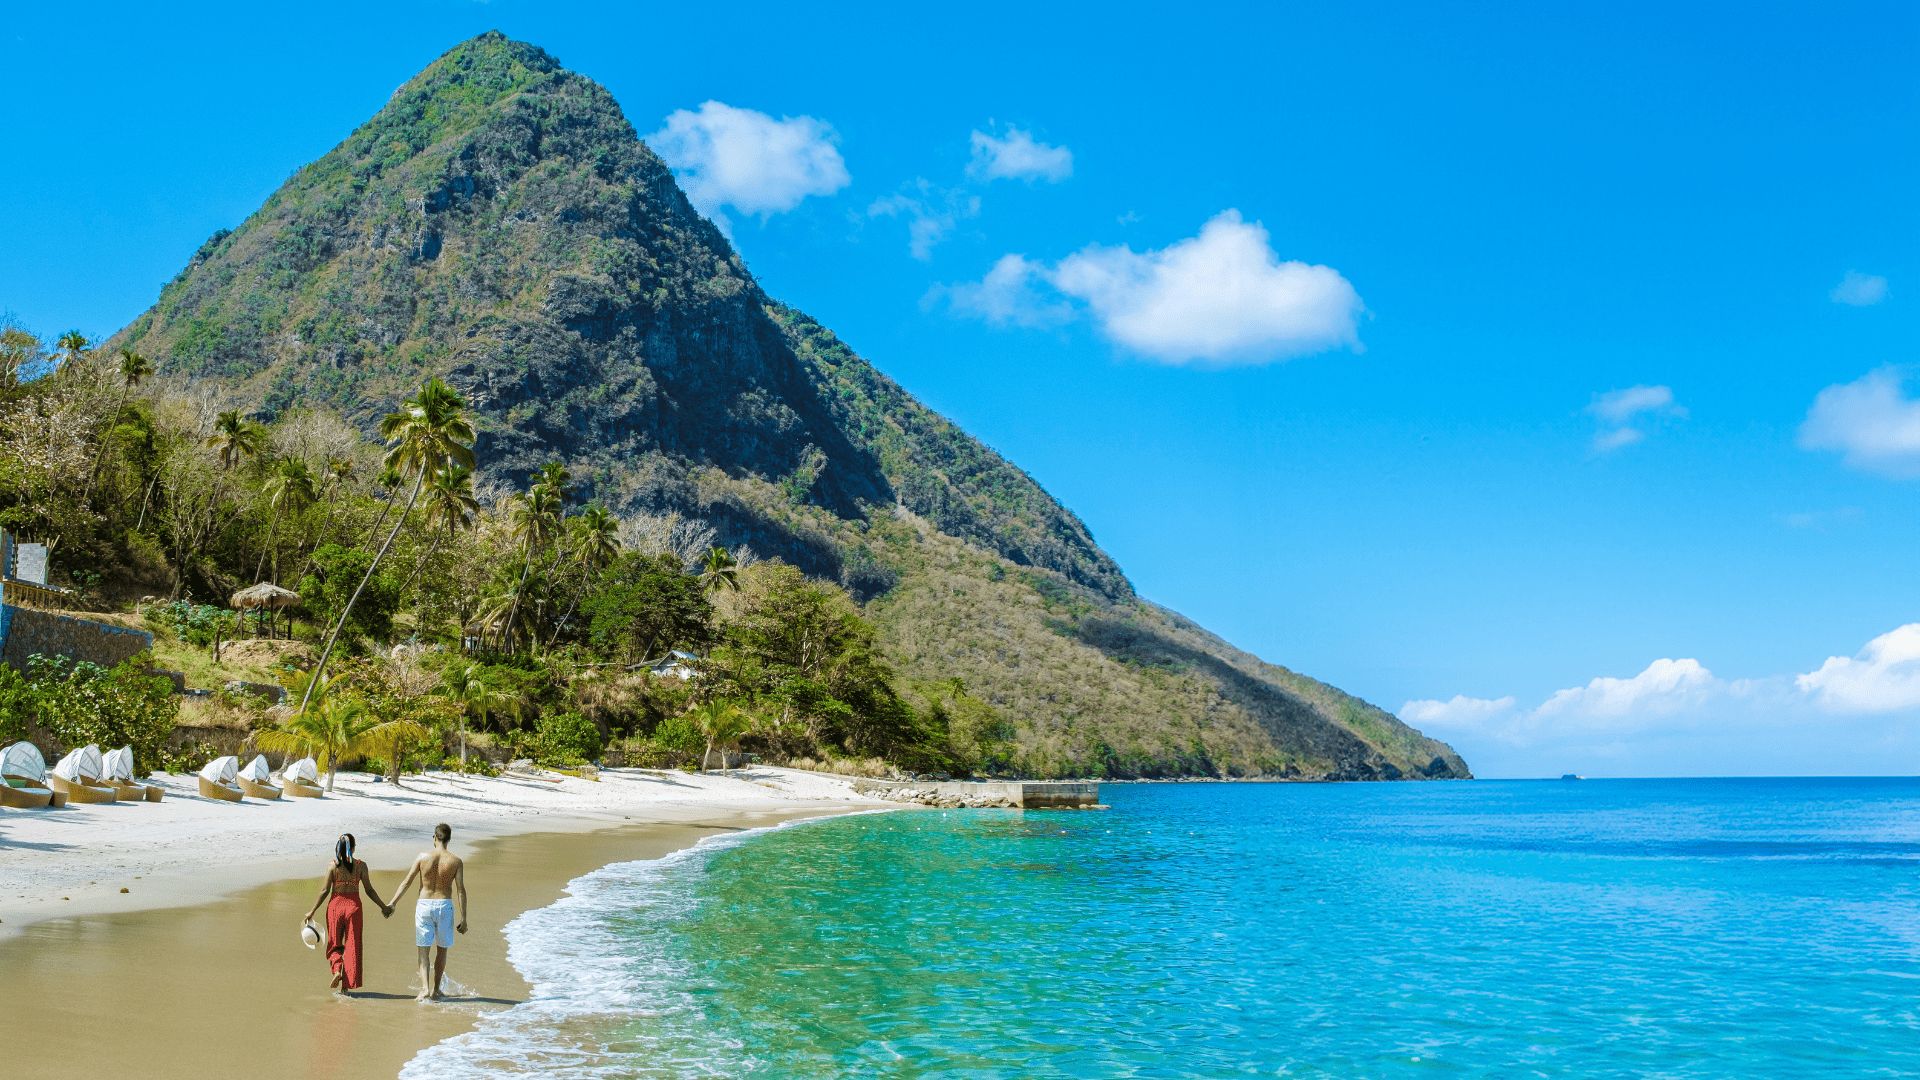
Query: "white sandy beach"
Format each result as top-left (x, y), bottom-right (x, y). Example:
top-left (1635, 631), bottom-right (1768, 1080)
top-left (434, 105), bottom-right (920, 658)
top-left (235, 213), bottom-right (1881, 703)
top-left (0, 764), bottom-right (891, 938)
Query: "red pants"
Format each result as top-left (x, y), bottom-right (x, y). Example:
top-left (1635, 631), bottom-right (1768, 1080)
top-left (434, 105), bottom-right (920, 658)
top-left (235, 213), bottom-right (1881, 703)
top-left (326, 894), bottom-right (363, 989)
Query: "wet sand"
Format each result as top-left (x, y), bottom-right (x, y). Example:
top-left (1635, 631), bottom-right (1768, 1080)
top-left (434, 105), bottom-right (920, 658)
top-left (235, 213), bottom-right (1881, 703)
top-left (0, 805), bottom-right (850, 1079)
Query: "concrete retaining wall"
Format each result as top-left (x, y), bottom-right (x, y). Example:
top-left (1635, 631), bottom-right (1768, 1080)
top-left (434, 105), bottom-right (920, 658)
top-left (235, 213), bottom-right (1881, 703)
top-left (0, 604), bottom-right (153, 672)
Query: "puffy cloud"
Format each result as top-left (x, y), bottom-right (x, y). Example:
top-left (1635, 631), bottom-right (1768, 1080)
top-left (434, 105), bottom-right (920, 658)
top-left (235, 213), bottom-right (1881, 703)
top-left (647, 102), bottom-right (850, 230)
top-left (938, 210), bottom-right (1363, 365)
top-left (1399, 695), bottom-right (1516, 728)
top-left (868, 181), bottom-right (980, 261)
top-left (1799, 367), bottom-right (1920, 477)
top-left (1831, 271), bottom-right (1888, 306)
top-left (1409, 623), bottom-right (1920, 776)
top-left (1532, 658), bottom-right (1722, 724)
top-left (1588, 384), bottom-right (1685, 452)
top-left (1797, 623), bottom-right (1920, 712)
top-left (967, 127), bottom-right (1073, 183)
top-left (934, 254), bottom-right (1072, 328)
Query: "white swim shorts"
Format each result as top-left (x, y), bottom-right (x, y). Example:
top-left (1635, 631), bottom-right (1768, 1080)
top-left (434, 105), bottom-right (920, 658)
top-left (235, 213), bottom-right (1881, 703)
top-left (415, 898), bottom-right (455, 947)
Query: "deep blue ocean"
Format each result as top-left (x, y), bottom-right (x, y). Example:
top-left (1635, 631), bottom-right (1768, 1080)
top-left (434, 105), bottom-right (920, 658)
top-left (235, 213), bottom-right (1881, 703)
top-left (405, 779), bottom-right (1920, 1077)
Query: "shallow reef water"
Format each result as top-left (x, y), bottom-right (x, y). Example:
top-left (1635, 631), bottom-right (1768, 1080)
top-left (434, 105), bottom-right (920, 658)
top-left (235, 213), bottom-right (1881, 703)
top-left (405, 778), bottom-right (1920, 1078)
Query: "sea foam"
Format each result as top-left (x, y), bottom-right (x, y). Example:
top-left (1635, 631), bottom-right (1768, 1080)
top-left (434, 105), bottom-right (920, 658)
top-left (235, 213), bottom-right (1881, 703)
top-left (399, 817), bottom-right (838, 1078)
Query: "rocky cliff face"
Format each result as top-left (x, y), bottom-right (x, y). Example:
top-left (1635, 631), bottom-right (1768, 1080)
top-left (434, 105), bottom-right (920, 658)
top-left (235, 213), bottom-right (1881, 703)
top-left (108, 32), bottom-right (1469, 781)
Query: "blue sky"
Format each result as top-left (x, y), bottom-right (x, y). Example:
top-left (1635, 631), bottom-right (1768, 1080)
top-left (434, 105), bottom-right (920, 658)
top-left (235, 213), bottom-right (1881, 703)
top-left (5, 1), bottom-right (1918, 776)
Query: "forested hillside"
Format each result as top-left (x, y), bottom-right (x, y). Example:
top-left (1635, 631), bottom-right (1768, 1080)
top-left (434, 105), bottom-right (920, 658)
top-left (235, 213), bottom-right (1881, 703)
top-left (57, 31), bottom-right (1469, 781)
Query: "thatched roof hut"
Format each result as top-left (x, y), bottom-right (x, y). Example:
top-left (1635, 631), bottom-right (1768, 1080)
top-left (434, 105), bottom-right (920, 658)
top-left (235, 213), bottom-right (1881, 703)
top-left (230, 583), bottom-right (300, 611)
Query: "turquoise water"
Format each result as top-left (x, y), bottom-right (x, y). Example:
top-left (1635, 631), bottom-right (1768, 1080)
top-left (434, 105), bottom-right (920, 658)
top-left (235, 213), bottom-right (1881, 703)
top-left (407, 779), bottom-right (1920, 1077)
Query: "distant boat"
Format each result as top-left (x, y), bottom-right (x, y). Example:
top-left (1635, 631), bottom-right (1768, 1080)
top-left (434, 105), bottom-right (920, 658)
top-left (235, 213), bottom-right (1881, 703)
top-left (1561, 774), bottom-right (1585, 781)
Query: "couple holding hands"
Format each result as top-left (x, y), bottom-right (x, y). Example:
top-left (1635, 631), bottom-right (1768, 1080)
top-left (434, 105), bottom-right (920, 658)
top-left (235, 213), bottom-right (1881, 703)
top-left (304, 823), bottom-right (470, 1001)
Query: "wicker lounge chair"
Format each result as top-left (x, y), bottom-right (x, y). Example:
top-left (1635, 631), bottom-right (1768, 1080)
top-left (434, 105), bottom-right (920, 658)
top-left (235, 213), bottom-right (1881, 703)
top-left (281, 756), bottom-right (324, 798)
top-left (236, 755), bottom-right (282, 800)
top-left (198, 756), bottom-right (244, 802)
top-left (50, 745), bottom-right (119, 803)
top-left (102, 746), bottom-right (163, 802)
top-left (0, 742), bottom-right (66, 808)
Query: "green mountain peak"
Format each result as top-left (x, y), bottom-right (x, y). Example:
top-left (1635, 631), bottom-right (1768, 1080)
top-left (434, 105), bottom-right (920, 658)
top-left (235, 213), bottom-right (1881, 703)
top-left (107, 34), bottom-right (1470, 781)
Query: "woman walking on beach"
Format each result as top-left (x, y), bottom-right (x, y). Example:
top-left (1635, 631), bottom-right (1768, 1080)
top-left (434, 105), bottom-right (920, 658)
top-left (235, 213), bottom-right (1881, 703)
top-left (303, 834), bottom-right (392, 994)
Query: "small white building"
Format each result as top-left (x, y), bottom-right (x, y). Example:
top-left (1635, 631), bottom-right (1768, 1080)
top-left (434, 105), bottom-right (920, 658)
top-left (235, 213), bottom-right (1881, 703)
top-left (650, 650), bottom-right (700, 680)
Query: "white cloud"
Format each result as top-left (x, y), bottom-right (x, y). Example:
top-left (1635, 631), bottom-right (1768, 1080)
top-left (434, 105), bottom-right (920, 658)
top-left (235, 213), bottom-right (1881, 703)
top-left (1587, 384), bottom-right (1685, 452)
top-left (1533, 658), bottom-right (1723, 724)
top-left (1399, 695), bottom-right (1516, 728)
top-left (939, 210), bottom-right (1363, 365)
top-left (967, 127), bottom-right (1073, 183)
top-left (867, 180), bottom-right (980, 261)
top-left (1592, 427), bottom-right (1644, 451)
top-left (647, 101), bottom-right (850, 231)
top-left (1409, 622), bottom-right (1920, 776)
top-left (934, 254), bottom-right (1072, 328)
top-left (1831, 271), bottom-right (1888, 306)
top-left (1797, 624), bottom-right (1920, 712)
top-left (1590, 385), bottom-right (1681, 425)
top-left (1799, 367), bottom-right (1920, 477)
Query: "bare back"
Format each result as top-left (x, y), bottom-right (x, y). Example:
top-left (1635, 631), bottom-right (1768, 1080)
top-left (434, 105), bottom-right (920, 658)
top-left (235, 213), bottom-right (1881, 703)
top-left (415, 849), bottom-right (463, 899)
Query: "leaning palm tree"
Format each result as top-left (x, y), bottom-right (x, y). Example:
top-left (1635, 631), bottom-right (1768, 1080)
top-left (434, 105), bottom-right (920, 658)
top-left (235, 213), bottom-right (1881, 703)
top-left (83, 348), bottom-right (153, 500)
top-left (255, 457), bottom-right (319, 585)
top-left (298, 378), bottom-right (474, 714)
top-left (205, 409), bottom-right (261, 471)
top-left (688, 700), bottom-right (753, 773)
top-left (437, 664), bottom-right (518, 769)
top-left (398, 462), bottom-right (479, 596)
top-left (546, 505), bottom-right (621, 649)
top-left (699, 546), bottom-right (740, 596)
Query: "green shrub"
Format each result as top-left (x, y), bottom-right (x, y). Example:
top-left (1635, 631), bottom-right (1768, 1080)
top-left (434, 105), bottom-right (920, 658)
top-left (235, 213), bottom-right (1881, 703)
top-left (531, 710), bottom-right (603, 765)
top-left (20, 651), bottom-right (178, 777)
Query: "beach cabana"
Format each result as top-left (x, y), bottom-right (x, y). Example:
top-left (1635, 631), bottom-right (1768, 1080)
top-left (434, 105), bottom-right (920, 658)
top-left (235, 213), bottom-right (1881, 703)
top-left (50, 745), bottom-right (118, 803)
top-left (198, 756), bottom-right (244, 802)
top-left (0, 742), bottom-right (65, 808)
top-left (230, 582), bottom-right (301, 640)
top-left (236, 754), bottom-right (282, 800)
top-left (102, 746), bottom-right (163, 802)
top-left (281, 756), bottom-right (323, 798)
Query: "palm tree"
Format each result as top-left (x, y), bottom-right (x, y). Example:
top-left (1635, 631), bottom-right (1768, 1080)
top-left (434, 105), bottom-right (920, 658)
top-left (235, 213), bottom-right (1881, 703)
top-left (253, 674), bottom-right (427, 793)
top-left (399, 462), bottom-right (479, 596)
top-left (699, 546), bottom-right (740, 596)
top-left (357, 464), bottom-right (405, 549)
top-left (293, 457), bottom-right (357, 585)
top-left (546, 505), bottom-right (621, 649)
top-left (205, 410), bottom-right (261, 471)
top-left (688, 700), bottom-right (753, 772)
top-left (255, 457), bottom-right (319, 585)
top-left (298, 378), bottom-right (474, 714)
top-left (83, 348), bottom-right (153, 501)
top-left (501, 483), bottom-right (561, 647)
top-left (54, 330), bottom-right (88, 373)
top-left (437, 664), bottom-right (517, 769)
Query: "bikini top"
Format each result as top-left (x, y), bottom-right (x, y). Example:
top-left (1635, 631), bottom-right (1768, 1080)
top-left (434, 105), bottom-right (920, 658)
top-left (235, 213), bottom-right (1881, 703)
top-left (329, 864), bottom-right (360, 895)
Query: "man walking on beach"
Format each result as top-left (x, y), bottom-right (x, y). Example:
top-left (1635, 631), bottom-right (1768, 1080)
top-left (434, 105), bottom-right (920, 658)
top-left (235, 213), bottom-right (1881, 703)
top-left (388, 822), bottom-right (468, 1001)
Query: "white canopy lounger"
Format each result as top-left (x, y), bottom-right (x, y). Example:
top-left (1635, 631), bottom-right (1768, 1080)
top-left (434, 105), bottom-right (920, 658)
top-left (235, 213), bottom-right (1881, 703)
top-left (0, 741), bottom-right (64, 808)
top-left (236, 755), bottom-right (282, 800)
top-left (102, 746), bottom-right (163, 802)
top-left (281, 756), bottom-right (323, 798)
top-left (198, 756), bottom-right (244, 802)
top-left (50, 745), bottom-right (118, 804)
